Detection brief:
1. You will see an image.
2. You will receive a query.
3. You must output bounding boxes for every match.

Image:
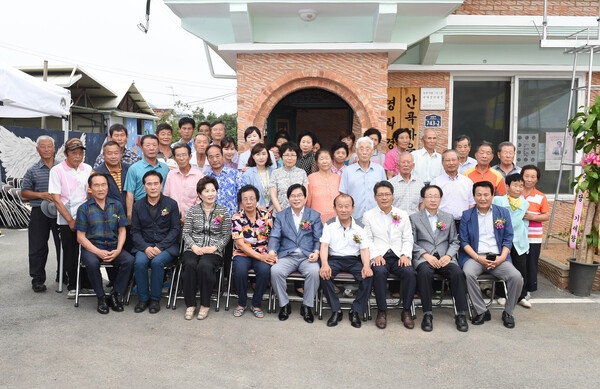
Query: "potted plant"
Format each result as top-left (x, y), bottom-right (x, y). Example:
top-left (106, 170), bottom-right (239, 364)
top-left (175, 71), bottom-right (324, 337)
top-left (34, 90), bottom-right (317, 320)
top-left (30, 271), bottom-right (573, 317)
top-left (567, 95), bottom-right (600, 296)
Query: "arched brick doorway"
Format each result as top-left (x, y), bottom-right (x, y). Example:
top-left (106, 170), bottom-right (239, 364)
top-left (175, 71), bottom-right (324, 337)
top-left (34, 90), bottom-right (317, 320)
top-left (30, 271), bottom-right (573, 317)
top-left (239, 70), bottom-right (381, 151)
top-left (266, 88), bottom-right (354, 148)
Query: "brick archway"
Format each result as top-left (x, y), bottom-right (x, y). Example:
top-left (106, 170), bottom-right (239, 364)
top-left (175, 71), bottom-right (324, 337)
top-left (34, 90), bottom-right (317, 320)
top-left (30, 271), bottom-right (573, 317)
top-left (248, 70), bottom-right (376, 132)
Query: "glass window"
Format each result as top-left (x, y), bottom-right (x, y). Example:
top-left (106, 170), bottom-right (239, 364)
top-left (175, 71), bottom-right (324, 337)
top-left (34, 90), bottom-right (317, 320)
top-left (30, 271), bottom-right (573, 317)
top-left (452, 81), bottom-right (511, 166)
top-left (517, 79), bottom-right (574, 195)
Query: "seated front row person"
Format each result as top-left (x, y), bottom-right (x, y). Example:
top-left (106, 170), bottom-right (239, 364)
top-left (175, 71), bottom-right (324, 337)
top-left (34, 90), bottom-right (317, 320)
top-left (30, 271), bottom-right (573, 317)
top-left (75, 173), bottom-right (134, 314)
top-left (181, 176), bottom-right (232, 320)
top-left (363, 180), bottom-right (417, 330)
top-left (231, 185), bottom-right (276, 318)
top-left (319, 194), bottom-right (373, 328)
top-left (458, 180), bottom-right (523, 329)
top-left (268, 183), bottom-right (323, 324)
top-left (409, 184), bottom-right (469, 332)
top-left (131, 170), bottom-right (181, 314)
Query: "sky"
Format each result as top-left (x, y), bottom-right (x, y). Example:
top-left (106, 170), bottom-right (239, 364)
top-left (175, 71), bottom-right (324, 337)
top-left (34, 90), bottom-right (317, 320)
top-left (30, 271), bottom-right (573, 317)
top-left (0, 0), bottom-right (238, 115)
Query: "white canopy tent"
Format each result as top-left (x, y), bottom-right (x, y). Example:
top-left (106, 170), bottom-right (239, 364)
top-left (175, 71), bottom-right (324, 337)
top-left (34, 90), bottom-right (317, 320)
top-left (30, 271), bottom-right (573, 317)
top-left (0, 63), bottom-right (71, 135)
top-left (0, 64), bottom-right (71, 292)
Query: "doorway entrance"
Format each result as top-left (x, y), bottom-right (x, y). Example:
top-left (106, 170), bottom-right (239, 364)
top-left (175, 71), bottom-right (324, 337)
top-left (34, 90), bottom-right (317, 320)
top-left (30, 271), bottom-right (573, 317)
top-left (266, 88), bottom-right (354, 148)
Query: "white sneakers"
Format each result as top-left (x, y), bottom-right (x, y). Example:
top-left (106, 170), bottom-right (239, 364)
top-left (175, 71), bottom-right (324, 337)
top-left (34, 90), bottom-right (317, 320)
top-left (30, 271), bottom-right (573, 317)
top-left (518, 299), bottom-right (532, 308)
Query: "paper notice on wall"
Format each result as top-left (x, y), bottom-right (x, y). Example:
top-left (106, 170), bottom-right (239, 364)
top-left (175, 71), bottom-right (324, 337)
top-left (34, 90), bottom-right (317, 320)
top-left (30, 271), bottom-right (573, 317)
top-left (516, 133), bottom-right (538, 166)
top-left (545, 132), bottom-right (573, 170)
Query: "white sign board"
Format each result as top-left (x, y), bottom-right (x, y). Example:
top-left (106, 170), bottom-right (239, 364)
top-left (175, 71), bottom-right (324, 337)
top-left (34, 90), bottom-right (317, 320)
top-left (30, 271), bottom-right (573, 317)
top-left (420, 88), bottom-right (446, 110)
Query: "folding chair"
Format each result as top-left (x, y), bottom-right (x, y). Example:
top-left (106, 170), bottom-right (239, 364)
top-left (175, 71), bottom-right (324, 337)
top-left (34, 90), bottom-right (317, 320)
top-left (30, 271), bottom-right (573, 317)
top-left (467, 273), bottom-right (509, 319)
top-left (414, 274), bottom-right (458, 315)
top-left (170, 260), bottom-right (225, 311)
top-left (369, 274), bottom-right (417, 319)
top-left (74, 250), bottom-right (115, 308)
top-left (269, 271), bottom-right (318, 313)
top-left (124, 258), bottom-right (178, 309)
top-left (317, 271), bottom-right (371, 320)
top-left (225, 260), bottom-right (273, 312)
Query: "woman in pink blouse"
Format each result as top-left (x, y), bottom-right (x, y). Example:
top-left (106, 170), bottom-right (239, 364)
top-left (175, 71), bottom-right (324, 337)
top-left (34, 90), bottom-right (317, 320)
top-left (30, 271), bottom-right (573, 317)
top-left (307, 149), bottom-right (341, 224)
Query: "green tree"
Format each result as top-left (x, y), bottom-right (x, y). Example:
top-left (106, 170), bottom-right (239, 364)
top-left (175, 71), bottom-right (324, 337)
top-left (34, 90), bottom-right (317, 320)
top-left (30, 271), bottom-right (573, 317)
top-left (159, 100), bottom-right (238, 143)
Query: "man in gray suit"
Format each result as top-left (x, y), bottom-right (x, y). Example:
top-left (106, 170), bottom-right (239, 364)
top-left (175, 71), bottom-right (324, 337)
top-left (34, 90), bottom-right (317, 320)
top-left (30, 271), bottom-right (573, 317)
top-left (409, 185), bottom-right (469, 332)
top-left (268, 184), bottom-right (323, 323)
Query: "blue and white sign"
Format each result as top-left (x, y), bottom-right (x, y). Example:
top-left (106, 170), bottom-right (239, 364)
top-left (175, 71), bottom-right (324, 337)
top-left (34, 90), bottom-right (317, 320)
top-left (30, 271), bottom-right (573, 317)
top-left (424, 114), bottom-right (442, 128)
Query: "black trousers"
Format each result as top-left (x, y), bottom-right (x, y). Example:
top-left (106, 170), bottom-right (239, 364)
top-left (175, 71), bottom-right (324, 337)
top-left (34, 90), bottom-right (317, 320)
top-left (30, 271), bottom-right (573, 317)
top-left (416, 261), bottom-right (468, 313)
top-left (182, 251), bottom-right (222, 307)
top-left (59, 225), bottom-right (79, 291)
top-left (28, 207), bottom-right (60, 284)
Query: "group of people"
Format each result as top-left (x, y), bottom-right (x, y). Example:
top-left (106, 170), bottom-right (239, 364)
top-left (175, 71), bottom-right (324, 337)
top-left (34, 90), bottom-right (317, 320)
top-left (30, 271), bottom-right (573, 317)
top-left (22, 120), bottom-right (549, 332)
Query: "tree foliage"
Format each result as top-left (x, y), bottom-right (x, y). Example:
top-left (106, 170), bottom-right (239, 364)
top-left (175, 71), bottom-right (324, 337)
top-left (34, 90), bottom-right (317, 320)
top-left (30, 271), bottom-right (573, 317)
top-left (158, 101), bottom-right (238, 142)
top-left (568, 95), bottom-right (600, 263)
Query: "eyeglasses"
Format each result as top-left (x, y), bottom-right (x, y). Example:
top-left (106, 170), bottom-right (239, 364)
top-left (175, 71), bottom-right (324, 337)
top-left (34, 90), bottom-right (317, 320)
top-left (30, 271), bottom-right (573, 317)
top-left (424, 195), bottom-right (441, 199)
top-left (375, 193), bottom-right (393, 198)
top-left (241, 197), bottom-right (256, 203)
top-left (289, 194), bottom-right (305, 199)
top-left (175, 153), bottom-right (189, 158)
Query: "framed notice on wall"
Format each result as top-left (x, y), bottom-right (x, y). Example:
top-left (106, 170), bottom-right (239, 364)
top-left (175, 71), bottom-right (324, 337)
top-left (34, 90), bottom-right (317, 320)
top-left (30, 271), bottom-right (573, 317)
top-left (420, 88), bottom-right (446, 110)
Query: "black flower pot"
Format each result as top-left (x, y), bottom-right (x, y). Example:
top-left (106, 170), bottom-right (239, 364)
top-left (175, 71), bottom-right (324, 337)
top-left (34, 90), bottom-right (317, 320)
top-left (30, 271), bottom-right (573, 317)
top-left (568, 258), bottom-right (600, 297)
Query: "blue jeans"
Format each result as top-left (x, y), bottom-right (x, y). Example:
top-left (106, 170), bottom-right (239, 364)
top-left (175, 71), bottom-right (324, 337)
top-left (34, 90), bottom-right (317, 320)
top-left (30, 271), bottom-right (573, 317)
top-left (233, 255), bottom-right (271, 309)
top-left (134, 250), bottom-right (174, 302)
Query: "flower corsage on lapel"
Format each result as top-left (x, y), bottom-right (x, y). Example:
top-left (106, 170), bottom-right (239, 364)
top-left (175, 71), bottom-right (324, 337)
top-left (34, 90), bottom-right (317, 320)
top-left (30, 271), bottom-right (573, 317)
top-left (391, 212), bottom-right (401, 226)
top-left (494, 217), bottom-right (506, 229)
top-left (160, 207), bottom-right (170, 217)
top-left (213, 214), bottom-right (224, 226)
top-left (436, 221), bottom-right (447, 231)
top-left (300, 219), bottom-right (312, 231)
top-left (353, 233), bottom-right (362, 244)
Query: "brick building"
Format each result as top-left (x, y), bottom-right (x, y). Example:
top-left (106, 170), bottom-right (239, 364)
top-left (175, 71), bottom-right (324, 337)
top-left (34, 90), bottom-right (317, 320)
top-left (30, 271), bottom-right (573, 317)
top-left (165, 0), bottom-right (600, 238)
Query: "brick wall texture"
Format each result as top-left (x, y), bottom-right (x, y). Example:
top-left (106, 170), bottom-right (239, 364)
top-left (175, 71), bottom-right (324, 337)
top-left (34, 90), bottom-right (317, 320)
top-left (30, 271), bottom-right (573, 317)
top-left (455, 0), bottom-right (599, 16)
top-left (236, 52), bottom-right (388, 152)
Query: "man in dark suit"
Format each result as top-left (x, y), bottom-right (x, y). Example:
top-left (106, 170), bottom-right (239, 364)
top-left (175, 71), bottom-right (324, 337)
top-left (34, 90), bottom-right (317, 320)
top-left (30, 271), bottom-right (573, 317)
top-left (409, 185), bottom-right (469, 332)
top-left (131, 171), bottom-right (181, 314)
top-left (268, 184), bottom-right (323, 323)
top-left (458, 181), bottom-right (523, 328)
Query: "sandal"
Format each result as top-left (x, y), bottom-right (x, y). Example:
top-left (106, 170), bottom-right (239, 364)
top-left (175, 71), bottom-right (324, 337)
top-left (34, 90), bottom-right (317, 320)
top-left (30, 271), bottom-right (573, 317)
top-left (233, 306), bottom-right (247, 317)
top-left (251, 307), bottom-right (264, 318)
top-left (197, 306), bottom-right (210, 320)
top-left (185, 306), bottom-right (196, 320)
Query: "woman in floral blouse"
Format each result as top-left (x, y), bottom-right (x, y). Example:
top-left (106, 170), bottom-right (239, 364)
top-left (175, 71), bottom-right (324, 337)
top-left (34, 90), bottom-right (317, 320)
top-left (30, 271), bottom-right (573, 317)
top-left (230, 185), bottom-right (277, 318)
top-left (181, 176), bottom-right (231, 320)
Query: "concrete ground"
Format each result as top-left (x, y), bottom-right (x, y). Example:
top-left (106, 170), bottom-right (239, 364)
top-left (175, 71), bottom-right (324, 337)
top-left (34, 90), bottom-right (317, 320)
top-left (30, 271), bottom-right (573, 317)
top-left (1, 228), bottom-right (599, 388)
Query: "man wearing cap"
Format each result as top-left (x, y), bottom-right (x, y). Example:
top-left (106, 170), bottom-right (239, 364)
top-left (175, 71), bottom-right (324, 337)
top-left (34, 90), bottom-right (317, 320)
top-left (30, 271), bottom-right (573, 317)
top-left (21, 135), bottom-right (61, 293)
top-left (94, 123), bottom-right (141, 168)
top-left (49, 137), bottom-right (93, 298)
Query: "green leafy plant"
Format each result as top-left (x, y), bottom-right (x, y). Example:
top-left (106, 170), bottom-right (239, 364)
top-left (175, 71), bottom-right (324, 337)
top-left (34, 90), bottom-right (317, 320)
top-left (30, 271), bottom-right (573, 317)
top-left (568, 95), bottom-right (600, 264)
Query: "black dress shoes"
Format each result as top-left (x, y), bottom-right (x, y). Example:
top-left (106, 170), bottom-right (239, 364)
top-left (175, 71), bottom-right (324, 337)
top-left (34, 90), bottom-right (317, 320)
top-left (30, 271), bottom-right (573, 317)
top-left (300, 304), bottom-right (314, 323)
top-left (471, 309), bottom-right (491, 325)
top-left (134, 300), bottom-right (150, 313)
top-left (327, 311), bottom-right (343, 327)
top-left (349, 310), bottom-right (361, 328)
top-left (148, 300), bottom-right (161, 314)
top-left (278, 303), bottom-right (292, 321)
top-left (502, 311), bottom-right (515, 328)
top-left (455, 314), bottom-right (469, 332)
top-left (32, 282), bottom-right (47, 293)
top-left (106, 292), bottom-right (124, 312)
top-left (421, 313), bottom-right (433, 332)
top-left (97, 296), bottom-right (110, 314)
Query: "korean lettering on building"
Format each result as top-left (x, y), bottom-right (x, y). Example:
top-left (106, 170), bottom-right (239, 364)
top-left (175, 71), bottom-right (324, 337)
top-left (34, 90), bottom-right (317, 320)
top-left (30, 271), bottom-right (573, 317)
top-left (386, 87), bottom-right (420, 151)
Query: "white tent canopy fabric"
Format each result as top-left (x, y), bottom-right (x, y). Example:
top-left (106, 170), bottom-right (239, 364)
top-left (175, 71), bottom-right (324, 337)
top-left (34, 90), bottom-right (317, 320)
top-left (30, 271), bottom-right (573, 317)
top-left (0, 64), bottom-right (71, 118)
